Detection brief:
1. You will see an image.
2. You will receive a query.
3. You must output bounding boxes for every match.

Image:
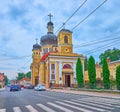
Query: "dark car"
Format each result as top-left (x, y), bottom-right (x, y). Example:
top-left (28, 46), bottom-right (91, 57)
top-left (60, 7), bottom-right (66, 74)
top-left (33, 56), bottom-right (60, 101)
top-left (26, 84), bottom-right (34, 89)
top-left (10, 84), bottom-right (21, 91)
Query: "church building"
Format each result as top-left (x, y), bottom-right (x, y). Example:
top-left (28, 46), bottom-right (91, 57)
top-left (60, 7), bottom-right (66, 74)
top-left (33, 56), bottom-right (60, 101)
top-left (30, 14), bottom-right (85, 88)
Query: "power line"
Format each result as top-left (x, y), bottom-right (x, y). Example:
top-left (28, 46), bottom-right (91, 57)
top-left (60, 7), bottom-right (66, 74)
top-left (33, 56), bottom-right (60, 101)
top-left (18, 57), bottom-right (32, 72)
top-left (85, 39), bottom-right (120, 55)
top-left (0, 55), bottom-right (31, 61)
top-left (74, 36), bottom-right (120, 48)
top-left (55, 0), bottom-right (87, 34)
top-left (73, 31), bottom-right (120, 48)
top-left (71, 0), bottom-right (107, 31)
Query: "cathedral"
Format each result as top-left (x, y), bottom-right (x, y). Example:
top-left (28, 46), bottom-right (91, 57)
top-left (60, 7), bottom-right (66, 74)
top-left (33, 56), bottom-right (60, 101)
top-left (30, 14), bottom-right (85, 88)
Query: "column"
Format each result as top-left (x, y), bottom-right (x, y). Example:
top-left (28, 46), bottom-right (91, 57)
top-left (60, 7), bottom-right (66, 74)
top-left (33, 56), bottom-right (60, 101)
top-left (59, 61), bottom-right (62, 84)
top-left (73, 62), bottom-right (77, 84)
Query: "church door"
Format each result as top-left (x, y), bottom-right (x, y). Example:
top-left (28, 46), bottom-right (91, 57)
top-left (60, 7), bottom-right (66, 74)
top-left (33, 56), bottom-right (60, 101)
top-left (65, 75), bottom-right (70, 87)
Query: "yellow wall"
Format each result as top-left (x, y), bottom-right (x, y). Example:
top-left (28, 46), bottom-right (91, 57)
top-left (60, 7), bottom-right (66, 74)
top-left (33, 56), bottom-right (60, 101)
top-left (84, 61), bottom-right (120, 82)
top-left (39, 62), bottom-right (45, 84)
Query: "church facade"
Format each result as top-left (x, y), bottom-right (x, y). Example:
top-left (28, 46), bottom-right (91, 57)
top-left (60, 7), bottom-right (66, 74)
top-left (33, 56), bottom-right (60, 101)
top-left (30, 15), bottom-right (85, 88)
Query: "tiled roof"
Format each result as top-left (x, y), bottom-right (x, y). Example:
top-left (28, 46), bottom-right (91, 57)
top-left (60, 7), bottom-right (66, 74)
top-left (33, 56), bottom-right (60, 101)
top-left (40, 52), bottom-right (50, 62)
top-left (40, 51), bottom-right (58, 62)
top-left (21, 77), bottom-right (31, 81)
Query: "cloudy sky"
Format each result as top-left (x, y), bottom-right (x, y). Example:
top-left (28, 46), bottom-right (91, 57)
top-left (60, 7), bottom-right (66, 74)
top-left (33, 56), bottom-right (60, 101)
top-left (0, 0), bottom-right (120, 79)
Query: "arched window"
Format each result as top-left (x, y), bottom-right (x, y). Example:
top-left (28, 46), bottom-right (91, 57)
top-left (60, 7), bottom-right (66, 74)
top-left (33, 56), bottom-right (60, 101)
top-left (64, 36), bottom-right (68, 44)
top-left (63, 64), bottom-right (72, 69)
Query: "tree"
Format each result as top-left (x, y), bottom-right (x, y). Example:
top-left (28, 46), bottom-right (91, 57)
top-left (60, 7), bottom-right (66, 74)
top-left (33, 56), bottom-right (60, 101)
top-left (102, 58), bottom-right (110, 89)
top-left (76, 57), bottom-right (84, 88)
top-left (116, 65), bottom-right (120, 90)
top-left (17, 73), bottom-right (25, 80)
top-left (17, 72), bottom-right (31, 81)
top-left (99, 48), bottom-right (120, 64)
top-left (88, 56), bottom-right (96, 89)
top-left (4, 75), bottom-right (9, 85)
top-left (25, 71), bottom-right (31, 78)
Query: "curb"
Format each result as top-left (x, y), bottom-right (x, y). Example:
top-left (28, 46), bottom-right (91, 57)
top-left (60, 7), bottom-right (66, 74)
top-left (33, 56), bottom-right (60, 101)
top-left (48, 89), bottom-right (120, 99)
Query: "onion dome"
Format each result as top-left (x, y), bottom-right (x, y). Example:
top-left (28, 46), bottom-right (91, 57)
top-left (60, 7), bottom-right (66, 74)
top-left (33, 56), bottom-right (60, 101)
top-left (32, 43), bottom-right (41, 50)
top-left (40, 34), bottom-right (57, 46)
top-left (40, 14), bottom-right (57, 46)
top-left (32, 38), bottom-right (41, 50)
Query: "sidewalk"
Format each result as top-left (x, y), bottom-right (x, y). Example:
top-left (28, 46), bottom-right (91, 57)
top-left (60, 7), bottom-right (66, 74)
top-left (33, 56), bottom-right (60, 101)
top-left (0, 87), bottom-right (5, 91)
top-left (48, 88), bottom-right (120, 99)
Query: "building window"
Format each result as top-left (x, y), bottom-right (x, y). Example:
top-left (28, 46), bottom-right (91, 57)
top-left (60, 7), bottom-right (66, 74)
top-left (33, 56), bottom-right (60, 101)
top-left (64, 36), bottom-right (68, 44)
top-left (65, 48), bottom-right (69, 52)
top-left (51, 64), bottom-right (55, 80)
top-left (51, 74), bottom-right (55, 79)
top-left (43, 48), bottom-right (48, 54)
top-left (100, 72), bottom-right (103, 78)
top-left (36, 52), bottom-right (38, 54)
top-left (49, 48), bottom-right (52, 52)
top-left (51, 64), bottom-right (55, 69)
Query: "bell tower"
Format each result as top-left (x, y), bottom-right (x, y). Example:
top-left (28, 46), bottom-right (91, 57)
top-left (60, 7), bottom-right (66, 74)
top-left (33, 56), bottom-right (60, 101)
top-left (30, 38), bottom-right (41, 85)
top-left (57, 28), bottom-right (73, 53)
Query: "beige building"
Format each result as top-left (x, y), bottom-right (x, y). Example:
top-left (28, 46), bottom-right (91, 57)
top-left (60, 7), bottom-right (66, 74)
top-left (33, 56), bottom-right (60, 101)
top-left (30, 15), bottom-right (85, 88)
top-left (84, 60), bottom-right (120, 82)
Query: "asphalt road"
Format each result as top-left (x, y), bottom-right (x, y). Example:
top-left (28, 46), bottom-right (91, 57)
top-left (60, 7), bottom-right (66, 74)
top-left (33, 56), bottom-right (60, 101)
top-left (0, 88), bottom-right (120, 112)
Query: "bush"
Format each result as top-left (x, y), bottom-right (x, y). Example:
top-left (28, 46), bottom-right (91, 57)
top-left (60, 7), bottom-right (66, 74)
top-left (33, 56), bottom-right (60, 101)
top-left (0, 85), bottom-right (2, 88)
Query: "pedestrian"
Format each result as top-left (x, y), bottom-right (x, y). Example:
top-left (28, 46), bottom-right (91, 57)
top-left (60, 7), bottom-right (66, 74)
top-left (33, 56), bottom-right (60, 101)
top-left (50, 82), bottom-right (52, 89)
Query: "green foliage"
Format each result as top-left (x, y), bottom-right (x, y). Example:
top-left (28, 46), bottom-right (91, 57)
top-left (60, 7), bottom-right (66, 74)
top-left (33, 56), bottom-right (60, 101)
top-left (17, 73), bottom-right (25, 80)
top-left (99, 48), bottom-right (120, 64)
top-left (88, 56), bottom-right (96, 89)
top-left (26, 71), bottom-right (31, 78)
top-left (116, 65), bottom-right (120, 90)
top-left (17, 71), bottom-right (31, 80)
top-left (102, 58), bottom-right (110, 89)
top-left (4, 75), bottom-right (9, 85)
top-left (0, 85), bottom-right (1, 88)
top-left (76, 57), bottom-right (84, 88)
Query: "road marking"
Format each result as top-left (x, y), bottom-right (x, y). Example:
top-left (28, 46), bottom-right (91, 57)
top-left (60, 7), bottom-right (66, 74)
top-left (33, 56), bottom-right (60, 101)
top-left (75, 98), bottom-right (112, 106)
top-left (39, 94), bottom-right (60, 100)
top-left (56, 101), bottom-right (93, 112)
top-left (37, 104), bottom-right (56, 112)
top-left (26, 105), bottom-right (38, 112)
top-left (82, 97), bottom-right (120, 105)
top-left (13, 107), bottom-right (22, 112)
top-left (47, 102), bottom-right (74, 112)
top-left (64, 100), bottom-right (106, 111)
top-left (0, 109), bottom-right (6, 112)
top-left (71, 99), bottom-right (114, 110)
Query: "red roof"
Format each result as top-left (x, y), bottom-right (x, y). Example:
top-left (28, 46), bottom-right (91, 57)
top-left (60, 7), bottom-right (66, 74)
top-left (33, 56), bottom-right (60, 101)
top-left (40, 50), bottom-right (58, 62)
top-left (22, 77), bottom-right (31, 81)
top-left (40, 52), bottom-right (50, 62)
top-left (0, 73), bottom-right (4, 81)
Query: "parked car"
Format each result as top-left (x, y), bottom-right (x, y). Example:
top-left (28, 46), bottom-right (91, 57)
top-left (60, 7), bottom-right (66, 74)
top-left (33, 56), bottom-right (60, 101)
top-left (7, 84), bottom-right (11, 87)
top-left (34, 84), bottom-right (46, 91)
top-left (10, 84), bottom-right (21, 91)
top-left (26, 84), bottom-right (34, 89)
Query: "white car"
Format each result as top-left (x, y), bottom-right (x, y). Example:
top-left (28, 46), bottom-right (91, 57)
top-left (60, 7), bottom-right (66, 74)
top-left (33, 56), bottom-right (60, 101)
top-left (34, 84), bottom-right (46, 91)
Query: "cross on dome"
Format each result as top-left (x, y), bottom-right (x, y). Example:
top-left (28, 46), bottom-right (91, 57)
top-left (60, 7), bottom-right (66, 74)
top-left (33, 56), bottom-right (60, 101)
top-left (48, 13), bottom-right (53, 22)
top-left (36, 38), bottom-right (38, 44)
